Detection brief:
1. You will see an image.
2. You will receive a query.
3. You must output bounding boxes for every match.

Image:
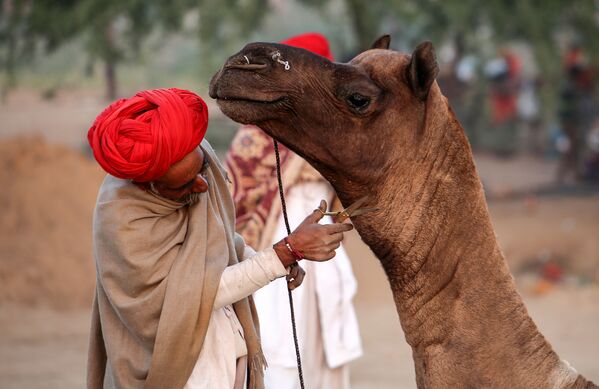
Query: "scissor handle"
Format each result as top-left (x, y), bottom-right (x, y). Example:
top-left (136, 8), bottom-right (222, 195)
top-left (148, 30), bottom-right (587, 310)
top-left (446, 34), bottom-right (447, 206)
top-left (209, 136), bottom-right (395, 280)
top-left (320, 211), bottom-right (341, 216)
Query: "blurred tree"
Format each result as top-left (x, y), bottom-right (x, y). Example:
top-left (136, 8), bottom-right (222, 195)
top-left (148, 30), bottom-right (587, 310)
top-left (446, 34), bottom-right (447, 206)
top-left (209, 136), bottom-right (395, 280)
top-left (0, 0), bottom-right (82, 100)
top-left (196, 0), bottom-right (270, 74)
top-left (76, 0), bottom-right (196, 99)
top-left (297, 0), bottom-right (387, 52)
top-left (0, 0), bottom-right (270, 100)
top-left (0, 0), bottom-right (193, 99)
top-left (343, 0), bottom-right (387, 51)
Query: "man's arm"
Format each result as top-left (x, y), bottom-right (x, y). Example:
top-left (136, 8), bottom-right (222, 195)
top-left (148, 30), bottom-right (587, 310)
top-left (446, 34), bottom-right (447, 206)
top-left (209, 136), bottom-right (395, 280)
top-left (213, 208), bottom-right (353, 309)
top-left (213, 247), bottom-right (287, 310)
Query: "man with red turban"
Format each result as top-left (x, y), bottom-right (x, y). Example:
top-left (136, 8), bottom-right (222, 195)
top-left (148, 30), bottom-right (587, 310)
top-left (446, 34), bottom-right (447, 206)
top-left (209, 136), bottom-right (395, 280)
top-left (226, 33), bottom-right (362, 389)
top-left (86, 88), bottom-right (353, 389)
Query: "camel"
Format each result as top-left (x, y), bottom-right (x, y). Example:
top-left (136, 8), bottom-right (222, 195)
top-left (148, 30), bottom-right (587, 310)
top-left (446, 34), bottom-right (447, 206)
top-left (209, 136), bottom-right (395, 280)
top-left (209, 35), bottom-right (598, 388)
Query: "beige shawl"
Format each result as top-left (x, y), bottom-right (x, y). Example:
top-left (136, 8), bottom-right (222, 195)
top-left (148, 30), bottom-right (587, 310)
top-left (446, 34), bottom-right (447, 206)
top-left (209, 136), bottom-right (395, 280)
top-left (87, 140), bottom-right (265, 389)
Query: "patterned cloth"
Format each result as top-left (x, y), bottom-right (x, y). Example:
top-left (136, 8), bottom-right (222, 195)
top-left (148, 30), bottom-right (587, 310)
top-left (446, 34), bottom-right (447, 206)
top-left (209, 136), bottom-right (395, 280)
top-left (225, 125), bottom-right (324, 250)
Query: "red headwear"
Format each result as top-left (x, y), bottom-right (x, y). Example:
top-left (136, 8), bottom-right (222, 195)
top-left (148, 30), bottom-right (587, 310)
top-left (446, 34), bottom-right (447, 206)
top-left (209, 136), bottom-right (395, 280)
top-left (88, 88), bottom-right (208, 182)
top-left (280, 32), bottom-right (334, 61)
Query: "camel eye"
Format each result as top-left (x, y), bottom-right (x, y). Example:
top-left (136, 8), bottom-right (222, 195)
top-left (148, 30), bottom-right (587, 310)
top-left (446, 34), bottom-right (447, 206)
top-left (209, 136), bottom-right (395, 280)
top-left (347, 93), bottom-right (370, 110)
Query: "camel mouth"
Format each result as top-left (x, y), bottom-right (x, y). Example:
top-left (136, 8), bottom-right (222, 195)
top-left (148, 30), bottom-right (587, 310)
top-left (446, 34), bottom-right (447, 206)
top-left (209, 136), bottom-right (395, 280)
top-left (214, 94), bottom-right (289, 118)
top-left (209, 67), bottom-right (288, 107)
top-left (209, 60), bottom-right (289, 124)
top-left (215, 95), bottom-right (287, 105)
top-left (213, 93), bottom-right (289, 125)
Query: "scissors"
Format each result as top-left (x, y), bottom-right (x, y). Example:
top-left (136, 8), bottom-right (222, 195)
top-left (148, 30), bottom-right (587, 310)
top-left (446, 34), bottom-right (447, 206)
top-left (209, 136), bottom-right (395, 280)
top-left (317, 195), bottom-right (379, 223)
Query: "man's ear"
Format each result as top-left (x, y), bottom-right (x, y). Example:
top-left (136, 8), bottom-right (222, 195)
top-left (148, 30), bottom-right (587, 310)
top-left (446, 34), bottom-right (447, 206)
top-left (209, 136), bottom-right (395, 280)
top-left (370, 35), bottom-right (391, 50)
top-left (406, 41), bottom-right (439, 101)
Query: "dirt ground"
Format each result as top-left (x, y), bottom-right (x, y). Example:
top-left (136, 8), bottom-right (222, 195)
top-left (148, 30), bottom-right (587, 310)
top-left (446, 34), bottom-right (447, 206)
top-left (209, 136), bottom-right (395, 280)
top-left (0, 90), bottom-right (598, 388)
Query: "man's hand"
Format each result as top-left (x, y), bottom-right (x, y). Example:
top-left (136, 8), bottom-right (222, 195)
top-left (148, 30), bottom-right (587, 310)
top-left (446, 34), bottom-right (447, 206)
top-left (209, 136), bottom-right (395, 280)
top-left (286, 264), bottom-right (305, 290)
top-left (289, 208), bottom-right (354, 260)
top-left (273, 207), bottom-right (354, 268)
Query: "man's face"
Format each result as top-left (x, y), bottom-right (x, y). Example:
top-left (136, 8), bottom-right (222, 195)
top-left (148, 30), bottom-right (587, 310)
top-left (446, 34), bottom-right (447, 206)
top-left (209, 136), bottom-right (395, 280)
top-left (151, 147), bottom-right (210, 203)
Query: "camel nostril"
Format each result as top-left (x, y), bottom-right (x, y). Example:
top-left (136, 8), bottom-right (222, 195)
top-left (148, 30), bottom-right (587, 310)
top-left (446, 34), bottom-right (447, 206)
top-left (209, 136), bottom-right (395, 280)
top-left (225, 63), bottom-right (268, 71)
top-left (225, 56), bottom-right (269, 71)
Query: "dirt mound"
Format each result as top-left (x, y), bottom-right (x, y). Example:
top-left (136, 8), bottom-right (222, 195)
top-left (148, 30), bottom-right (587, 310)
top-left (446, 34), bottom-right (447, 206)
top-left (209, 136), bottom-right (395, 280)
top-left (0, 137), bottom-right (104, 309)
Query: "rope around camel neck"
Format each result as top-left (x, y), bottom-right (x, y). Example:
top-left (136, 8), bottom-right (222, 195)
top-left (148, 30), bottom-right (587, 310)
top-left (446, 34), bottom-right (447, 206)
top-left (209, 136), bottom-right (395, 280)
top-left (273, 139), bottom-right (306, 389)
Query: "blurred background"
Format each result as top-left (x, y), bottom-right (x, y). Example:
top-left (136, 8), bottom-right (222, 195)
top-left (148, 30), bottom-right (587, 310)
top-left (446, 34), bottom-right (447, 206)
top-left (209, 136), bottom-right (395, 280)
top-left (0, 0), bottom-right (598, 387)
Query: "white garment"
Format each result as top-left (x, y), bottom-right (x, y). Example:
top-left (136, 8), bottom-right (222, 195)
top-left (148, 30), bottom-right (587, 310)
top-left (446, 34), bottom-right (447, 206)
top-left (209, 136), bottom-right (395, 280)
top-left (185, 247), bottom-right (288, 389)
top-left (253, 181), bottom-right (362, 389)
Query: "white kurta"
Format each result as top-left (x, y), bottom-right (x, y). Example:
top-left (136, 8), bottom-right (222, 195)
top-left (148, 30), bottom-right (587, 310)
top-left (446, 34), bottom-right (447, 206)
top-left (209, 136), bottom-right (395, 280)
top-left (185, 247), bottom-right (288, 389)
top-left (253, 181), bottom-right (363, 389)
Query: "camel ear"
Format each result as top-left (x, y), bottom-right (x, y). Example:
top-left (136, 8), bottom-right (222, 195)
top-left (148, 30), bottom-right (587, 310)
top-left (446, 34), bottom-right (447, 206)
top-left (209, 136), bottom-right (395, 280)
top-left (370, 35), bottom-right (391, 50)
top-left (407, 41), bottom-right (439, 101)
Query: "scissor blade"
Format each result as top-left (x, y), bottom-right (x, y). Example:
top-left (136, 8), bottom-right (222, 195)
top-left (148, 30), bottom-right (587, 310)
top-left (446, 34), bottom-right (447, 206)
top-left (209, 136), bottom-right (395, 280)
top-left (348, 207), bottom-right (380, 217)
top-left (340, 196), bottom-right (370, 215)
top-left (333, 196), bottom-right (377, 222)
top-left (334, 208), bottom-right (379, 223)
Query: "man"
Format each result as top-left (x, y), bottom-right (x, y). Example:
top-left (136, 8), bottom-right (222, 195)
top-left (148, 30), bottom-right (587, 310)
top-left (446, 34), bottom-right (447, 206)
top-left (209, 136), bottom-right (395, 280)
top-left (86, 88), bottom-right (353, 389)
top-left (558, 43), bottom-right (595, 184)
top-left (485, 48), bottom-right (522, 156)
top-left (226, 33), bottom-right (362, 389)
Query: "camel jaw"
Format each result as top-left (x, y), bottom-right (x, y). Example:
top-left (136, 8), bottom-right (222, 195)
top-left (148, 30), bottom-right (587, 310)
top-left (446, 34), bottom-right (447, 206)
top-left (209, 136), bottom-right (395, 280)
top-left (216, 95), bottom-right (287, 122)
top-left (209, 75), bottom-right (289, 125)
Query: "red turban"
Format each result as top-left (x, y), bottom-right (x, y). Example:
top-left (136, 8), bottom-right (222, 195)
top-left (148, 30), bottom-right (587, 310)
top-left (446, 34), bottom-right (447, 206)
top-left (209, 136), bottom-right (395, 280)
top-left (88, 88), bottom-right (208, 182)
top-left (281, 32), bottom-right (334, 61)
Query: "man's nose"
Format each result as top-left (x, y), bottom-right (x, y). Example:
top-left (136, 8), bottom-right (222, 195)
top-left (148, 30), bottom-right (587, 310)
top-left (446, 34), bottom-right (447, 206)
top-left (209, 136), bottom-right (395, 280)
top-left (191, 175), bottom-right (209, 193)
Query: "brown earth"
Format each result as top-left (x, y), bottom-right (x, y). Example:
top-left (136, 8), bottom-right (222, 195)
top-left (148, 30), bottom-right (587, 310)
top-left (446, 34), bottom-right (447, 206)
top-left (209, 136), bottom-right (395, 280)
top-left (0, 137), bottom-right (104, 309)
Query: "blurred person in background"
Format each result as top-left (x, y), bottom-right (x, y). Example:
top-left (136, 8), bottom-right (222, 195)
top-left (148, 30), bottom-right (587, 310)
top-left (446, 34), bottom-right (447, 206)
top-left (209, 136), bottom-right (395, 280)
top-left (86, 88), bottom-right (353, 389)
top-left (557, 43), bottom-right (596, 185)
top-left (584, 119), bottom-right (599, 184)
top-left (226, 33), bottom-right (362, 389)
top-left (517, 76), bottom-right (543, 155)
top-left (485, 48), bottom-right (522, 156)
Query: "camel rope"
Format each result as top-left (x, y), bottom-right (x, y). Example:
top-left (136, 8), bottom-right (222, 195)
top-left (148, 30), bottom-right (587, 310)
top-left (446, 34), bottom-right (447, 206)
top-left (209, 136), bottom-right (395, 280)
top-left (273, 139), bottom-right (306, 389)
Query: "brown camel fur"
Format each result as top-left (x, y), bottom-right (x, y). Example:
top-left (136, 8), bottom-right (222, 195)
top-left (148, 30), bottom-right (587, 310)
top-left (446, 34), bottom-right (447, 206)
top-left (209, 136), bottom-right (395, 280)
top-left (209, 36), bottom-right (597, 389)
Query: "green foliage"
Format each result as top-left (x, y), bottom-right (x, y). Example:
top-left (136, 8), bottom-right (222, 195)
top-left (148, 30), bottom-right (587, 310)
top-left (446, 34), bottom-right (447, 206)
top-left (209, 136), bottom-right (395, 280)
top-left (75, 0), bottom-right (193, 61)
top-left (196, 0), bottom-right (270, 73)
top-left (1, 0), bottom-right (272, 99)
top-left (0, 0), bottom-right (81, 96)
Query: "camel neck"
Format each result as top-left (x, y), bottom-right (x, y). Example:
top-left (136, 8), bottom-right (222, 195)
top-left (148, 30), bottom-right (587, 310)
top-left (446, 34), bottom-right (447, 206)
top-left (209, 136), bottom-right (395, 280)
top-left (334, 111), bottom-right (568, 387)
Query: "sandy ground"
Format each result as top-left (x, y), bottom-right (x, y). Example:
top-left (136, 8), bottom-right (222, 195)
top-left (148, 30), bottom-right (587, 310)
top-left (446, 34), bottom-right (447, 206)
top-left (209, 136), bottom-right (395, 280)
top-left (1, 90), bottom-right (598, 387)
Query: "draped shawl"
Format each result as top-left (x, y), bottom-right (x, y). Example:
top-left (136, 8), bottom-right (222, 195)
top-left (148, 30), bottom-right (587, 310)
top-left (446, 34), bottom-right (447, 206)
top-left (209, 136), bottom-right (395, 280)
top-left (87, 140), bottom-right (265, 389)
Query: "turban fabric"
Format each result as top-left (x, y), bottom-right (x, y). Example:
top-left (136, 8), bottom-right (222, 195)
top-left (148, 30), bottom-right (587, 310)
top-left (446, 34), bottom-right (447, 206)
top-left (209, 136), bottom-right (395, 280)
top-left (88, 88), bottom-right (208, 182)
top-left (281, 32), bottom-right (334, 61)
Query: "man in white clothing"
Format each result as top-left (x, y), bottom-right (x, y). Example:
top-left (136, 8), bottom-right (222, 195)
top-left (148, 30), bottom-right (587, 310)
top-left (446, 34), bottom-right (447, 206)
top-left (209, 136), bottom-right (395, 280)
top-left (225, 33), bottom-right (363, 389)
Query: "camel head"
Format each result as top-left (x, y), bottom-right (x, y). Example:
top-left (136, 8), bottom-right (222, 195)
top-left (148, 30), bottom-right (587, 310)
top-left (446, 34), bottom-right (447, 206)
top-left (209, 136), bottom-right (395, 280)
top-left (209, 35), bottom-right (441, 195)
